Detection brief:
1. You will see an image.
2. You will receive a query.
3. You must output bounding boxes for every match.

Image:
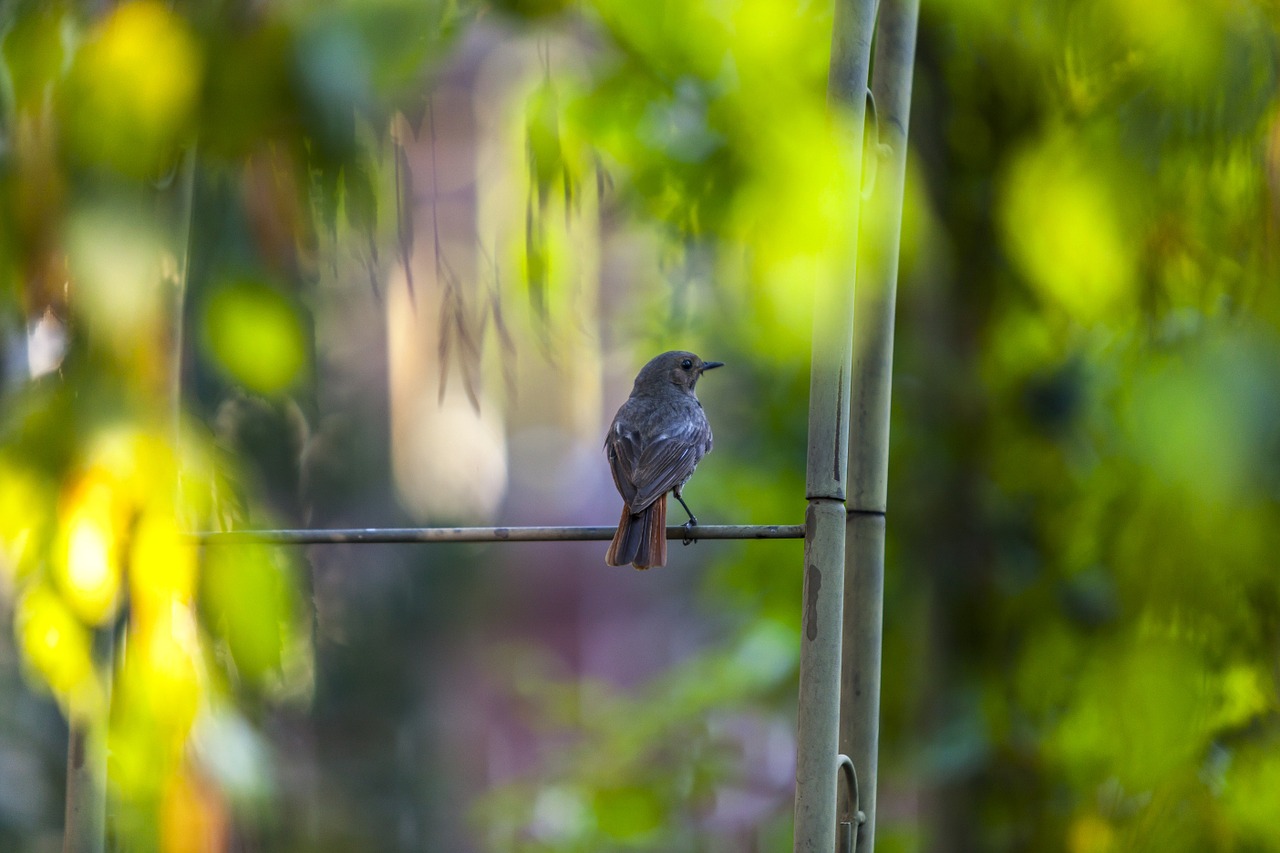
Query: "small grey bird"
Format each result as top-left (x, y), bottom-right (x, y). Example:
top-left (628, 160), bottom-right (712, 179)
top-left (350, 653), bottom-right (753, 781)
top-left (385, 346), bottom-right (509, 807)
top-left (605, 351), bottom-right (722, 569)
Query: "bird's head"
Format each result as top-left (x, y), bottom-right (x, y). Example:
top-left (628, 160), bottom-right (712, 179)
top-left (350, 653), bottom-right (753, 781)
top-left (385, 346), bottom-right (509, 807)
top-left (635, 350), bottom-right (724, 393)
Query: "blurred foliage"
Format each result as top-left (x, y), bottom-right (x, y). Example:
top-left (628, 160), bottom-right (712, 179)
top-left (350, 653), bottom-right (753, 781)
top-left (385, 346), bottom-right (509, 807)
top-left (471, 0), bottom-right (1280, 850)
top-left (0, 0), bottom-right (458, 846)
top-left (1, 0), bottom-right (1280, 850)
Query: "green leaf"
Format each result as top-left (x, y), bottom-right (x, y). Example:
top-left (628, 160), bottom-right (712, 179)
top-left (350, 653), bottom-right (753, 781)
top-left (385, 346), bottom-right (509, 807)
top-left (200, 544), bottom-right (298, 689)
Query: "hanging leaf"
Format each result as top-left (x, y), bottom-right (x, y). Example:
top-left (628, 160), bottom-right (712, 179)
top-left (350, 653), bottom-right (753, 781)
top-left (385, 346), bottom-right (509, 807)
top-left (344, 161), bottom-right (381, 298)
top-left (343, 161), bottom-right (378, 239)
top-left (525, 71), bottom-right (565, 200)
top-left (391, 111), bottom-right (417, 305)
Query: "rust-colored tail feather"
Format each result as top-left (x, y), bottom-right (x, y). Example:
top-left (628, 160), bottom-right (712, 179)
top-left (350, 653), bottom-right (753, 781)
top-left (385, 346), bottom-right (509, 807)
top-left (606, 496), bottom-right (667, 569)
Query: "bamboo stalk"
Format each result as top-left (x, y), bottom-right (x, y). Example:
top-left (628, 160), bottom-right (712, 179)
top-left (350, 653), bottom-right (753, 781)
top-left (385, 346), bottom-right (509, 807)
top-left (841, 0), bottom-right (920, 850)
top-left (794, 0), bottom-right (878, 848)
top-left (62, 675), bottom-right (109, 853)
top-left (196, 524), bottom-right (805, 545)
top-left (63, 146), bottom-right (201, 853)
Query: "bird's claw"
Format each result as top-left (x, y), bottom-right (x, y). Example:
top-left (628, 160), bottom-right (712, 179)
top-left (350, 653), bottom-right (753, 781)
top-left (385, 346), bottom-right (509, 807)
top-left (682, 517), bottom-right (699, 546)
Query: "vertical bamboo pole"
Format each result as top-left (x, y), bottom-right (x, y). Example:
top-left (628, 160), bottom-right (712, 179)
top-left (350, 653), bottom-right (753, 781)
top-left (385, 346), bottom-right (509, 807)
top-left (794, 0), bottom-right (877, 850)
top-left (840, 0), bottom-right (920, 850)
top-left (62, 146), bottom-right (199, 853)
top-left (63, 674), bottom-right (109, 853)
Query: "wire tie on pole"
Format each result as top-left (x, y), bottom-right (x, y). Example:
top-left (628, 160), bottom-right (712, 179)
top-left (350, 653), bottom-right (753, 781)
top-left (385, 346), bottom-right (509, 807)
top-left (837, 753), bottom-right (866, 853)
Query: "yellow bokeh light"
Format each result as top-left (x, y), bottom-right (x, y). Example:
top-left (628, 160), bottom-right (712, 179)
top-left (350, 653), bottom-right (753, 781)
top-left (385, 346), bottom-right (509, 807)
top-left (67, 518), bottom-right (114, 603)
top-left (1000, 132), bottom-right (1135, 325)
top-left (65, 1), bottom-right (202, 174)
top-left (130, 510), bottom-right (198, 623)
top-left (728, 110), bottom-right (858, 363)
top-left (0, 461), bottom-right (50, 581)
top-left (110, 603), bottom-right (205, 801)
top-left (58, 476), bottom-right (123, 626)
top-left (15, 584), bottom-right (104, 718)
top-left (91, 428), bottom-right (179, 510)
top-left (95, 2), bottom-right (200, 122)
top-left (135, 604), bottom-right (203, 737)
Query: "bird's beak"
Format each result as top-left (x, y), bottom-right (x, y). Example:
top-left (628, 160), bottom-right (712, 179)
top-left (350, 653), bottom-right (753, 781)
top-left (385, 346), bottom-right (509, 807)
top-left (701, 361), bottom-right (724, 372)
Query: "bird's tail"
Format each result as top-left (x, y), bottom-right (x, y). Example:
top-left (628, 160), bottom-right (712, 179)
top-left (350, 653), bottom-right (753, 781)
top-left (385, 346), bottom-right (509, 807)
top-left (605, 496), bottom-right (667, 569)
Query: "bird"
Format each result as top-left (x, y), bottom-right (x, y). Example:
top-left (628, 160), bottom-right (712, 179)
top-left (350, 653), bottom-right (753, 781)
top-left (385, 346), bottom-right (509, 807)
top-left (605, 351), bottom-right (722, 569)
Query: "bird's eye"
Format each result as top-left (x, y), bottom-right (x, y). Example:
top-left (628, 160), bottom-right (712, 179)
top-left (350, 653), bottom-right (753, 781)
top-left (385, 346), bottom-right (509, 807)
top-left (681, 359), bottom-right (693, 370)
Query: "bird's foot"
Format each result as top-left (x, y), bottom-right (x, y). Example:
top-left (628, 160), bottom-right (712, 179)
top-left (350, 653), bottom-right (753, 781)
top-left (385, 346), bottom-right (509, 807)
top-left (682, 517), bottom-right (699, 546)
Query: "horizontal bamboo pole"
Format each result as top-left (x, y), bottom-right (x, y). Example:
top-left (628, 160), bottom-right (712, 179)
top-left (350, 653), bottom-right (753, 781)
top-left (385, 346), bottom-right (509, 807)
top-left (196, 524), bottom-right (805, 546)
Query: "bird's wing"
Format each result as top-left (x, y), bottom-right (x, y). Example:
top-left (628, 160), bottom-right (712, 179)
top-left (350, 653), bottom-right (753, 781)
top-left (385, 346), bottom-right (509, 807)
top-left (627, 416), bottom-right (712, 513)
top-left (606, 421), bottom-right (642, 505)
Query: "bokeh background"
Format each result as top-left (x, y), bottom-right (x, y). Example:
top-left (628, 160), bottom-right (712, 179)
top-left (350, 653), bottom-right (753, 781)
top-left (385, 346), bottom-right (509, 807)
top-left (2, 0), bottom-right (1280, 850)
